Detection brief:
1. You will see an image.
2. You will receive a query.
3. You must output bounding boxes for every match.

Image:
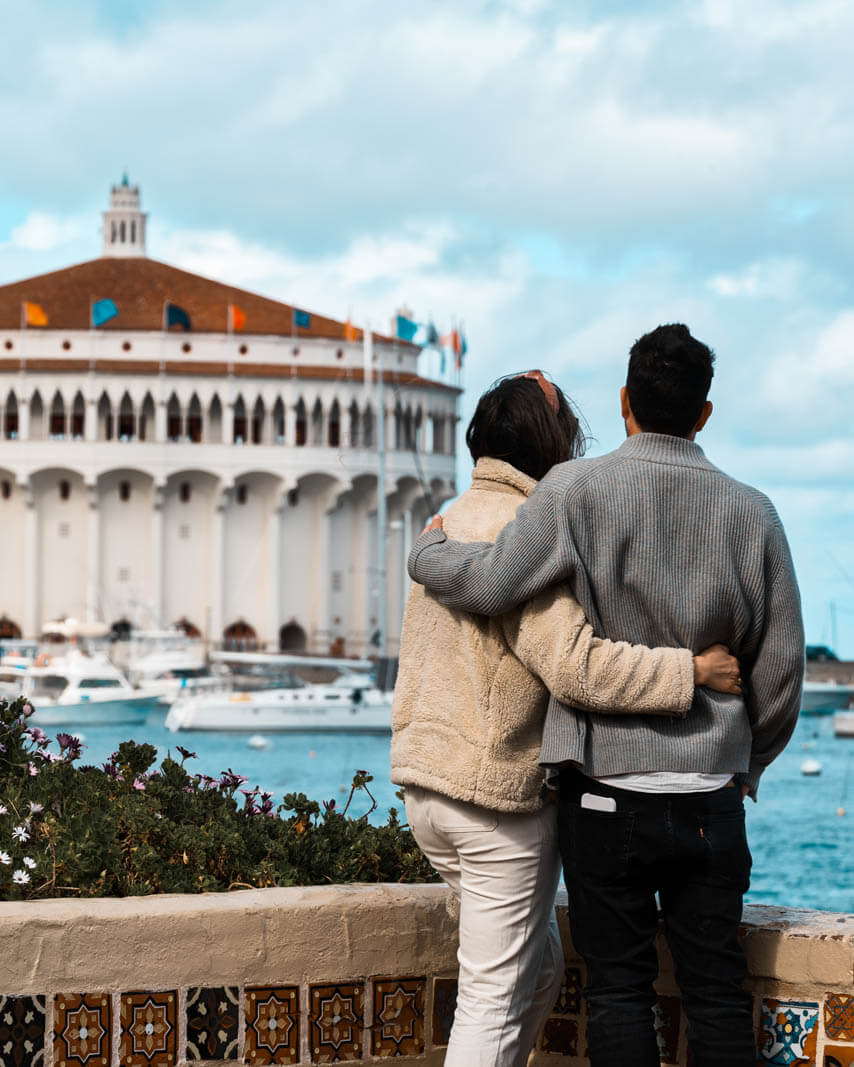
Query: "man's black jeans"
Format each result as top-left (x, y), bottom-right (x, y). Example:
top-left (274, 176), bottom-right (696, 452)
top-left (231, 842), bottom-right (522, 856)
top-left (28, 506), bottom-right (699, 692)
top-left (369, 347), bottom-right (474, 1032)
top-left (558, 766), bottom-right (755, 1067)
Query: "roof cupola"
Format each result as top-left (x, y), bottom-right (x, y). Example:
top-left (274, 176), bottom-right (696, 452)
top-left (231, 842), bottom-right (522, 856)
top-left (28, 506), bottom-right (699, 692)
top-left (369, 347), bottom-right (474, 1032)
top-left (101, 176), bottom-right (147, 258)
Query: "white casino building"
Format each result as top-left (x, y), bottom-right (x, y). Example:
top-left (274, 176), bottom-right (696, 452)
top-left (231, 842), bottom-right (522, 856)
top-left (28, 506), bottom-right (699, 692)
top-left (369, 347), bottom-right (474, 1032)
top-left (0, 180), bottom-right (459, 654)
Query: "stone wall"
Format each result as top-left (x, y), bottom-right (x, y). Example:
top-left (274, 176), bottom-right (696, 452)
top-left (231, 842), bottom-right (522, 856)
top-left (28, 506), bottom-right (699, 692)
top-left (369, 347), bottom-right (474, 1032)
top-left (0, 885), bottom-right (852, 1066)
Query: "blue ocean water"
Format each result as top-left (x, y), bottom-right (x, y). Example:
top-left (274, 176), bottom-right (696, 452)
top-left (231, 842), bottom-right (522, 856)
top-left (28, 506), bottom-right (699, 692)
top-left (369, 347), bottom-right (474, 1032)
top-left (62, 712), bottom-right (853, 912)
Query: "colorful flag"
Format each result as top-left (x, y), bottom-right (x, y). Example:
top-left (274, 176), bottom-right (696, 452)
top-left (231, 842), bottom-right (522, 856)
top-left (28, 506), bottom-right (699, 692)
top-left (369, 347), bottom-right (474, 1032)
top-left (23, 301), bottom-right (48, 327)
top-left (422, 321), bottom-right (440, 348)
top-left (396, 314), bottom-right (418, 342)
top-left (91, 298), bottom-right (118, 328)
top-left (164, 302), bottom-right (191, 331)
top-left (294, 309), bottom-right (311, 329)
top-left (228, 304), bottom-right (246, 332)
top-left (344, 319), bottom-right (359, 342)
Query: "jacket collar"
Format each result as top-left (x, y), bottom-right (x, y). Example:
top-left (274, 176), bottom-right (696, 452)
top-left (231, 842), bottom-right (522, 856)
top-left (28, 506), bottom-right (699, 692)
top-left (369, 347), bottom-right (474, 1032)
top-left (471, 457), bottom-right (537, 498)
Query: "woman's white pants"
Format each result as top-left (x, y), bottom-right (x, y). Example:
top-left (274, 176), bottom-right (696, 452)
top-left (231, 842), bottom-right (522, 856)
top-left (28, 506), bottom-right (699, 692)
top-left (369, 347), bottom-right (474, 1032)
top-left (404, 786), bottom-right (563, 1067)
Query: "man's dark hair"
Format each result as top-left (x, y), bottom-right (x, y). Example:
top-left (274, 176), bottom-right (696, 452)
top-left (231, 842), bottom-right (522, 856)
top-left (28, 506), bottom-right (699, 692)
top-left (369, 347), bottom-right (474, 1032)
top-left (466, 374), bottom-right (586, 481)
top-left (626, 324), bottom-right (715, 437)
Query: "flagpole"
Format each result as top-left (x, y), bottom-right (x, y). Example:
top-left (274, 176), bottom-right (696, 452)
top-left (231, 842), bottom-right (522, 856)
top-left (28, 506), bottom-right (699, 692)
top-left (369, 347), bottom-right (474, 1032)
top-left (373, 324), bottom-right (387, 658)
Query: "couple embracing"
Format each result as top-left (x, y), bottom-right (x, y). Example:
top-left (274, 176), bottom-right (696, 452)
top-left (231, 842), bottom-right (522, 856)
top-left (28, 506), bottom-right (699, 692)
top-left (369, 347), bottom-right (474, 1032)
top-left (391, 324), bottom-right (804, 1067)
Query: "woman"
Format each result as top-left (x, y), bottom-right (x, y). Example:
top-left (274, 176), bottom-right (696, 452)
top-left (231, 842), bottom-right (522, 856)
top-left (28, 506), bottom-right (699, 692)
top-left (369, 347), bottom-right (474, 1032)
top-left (391, 372), bottom-right (740, 1067)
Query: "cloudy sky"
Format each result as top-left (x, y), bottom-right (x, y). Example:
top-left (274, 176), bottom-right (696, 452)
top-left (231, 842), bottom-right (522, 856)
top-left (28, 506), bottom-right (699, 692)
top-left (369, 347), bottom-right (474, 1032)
top-left (1, 0), bottom-right (852, 653)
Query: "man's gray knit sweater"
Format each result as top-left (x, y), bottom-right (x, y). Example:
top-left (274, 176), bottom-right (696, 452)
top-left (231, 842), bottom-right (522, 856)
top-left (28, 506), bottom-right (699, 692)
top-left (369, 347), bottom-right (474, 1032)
top-left (409, 433), bottom-right (804, 796)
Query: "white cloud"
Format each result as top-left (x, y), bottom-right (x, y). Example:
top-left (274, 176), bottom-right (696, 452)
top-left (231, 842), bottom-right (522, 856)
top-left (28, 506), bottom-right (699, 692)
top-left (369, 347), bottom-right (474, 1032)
top-left (7, 212), bottom-right (86, 252)
top-left (708, 259), bottom-right (806, 300)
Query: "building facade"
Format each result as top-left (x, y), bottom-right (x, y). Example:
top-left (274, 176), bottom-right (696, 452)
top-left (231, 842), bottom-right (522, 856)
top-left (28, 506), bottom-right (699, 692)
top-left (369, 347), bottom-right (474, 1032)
top-left (0, 182), bottom-right (459, 654)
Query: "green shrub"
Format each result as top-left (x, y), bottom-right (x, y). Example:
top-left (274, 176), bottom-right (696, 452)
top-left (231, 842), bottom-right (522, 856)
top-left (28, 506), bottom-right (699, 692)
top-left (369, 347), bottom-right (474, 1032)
top-left (0, 697), bottom-right (436, 899)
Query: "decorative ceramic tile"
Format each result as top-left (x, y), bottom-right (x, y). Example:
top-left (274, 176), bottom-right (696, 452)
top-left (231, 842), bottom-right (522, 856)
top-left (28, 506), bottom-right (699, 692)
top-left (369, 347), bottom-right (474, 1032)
top-left (654, 995), bottom-right (681, 1065)
top-left (552, 967), bottom-right (583, 1015)
top-left (185, 987), bottom-right (239, 1061)
top-left (431, 980), bottom-right (457, 1048)
top-left (308, 983), bottom-right (363, 1063)
top-left (370, 979), bottom-right (425, 1058)
top-left (825, 996), bottom-right (854, 1042)
top-left (119, 992), bottom-right (177, 1067)
top-left (0, 995), bottom-right (46, 1067)
top-left (540, 1018), bottom-right (577, 1055)
top-left (244, 988), bottom-right (299, 1065)
top-left (824, 1046), bottom-right (854, 1067)
top-left (54, 994), bottom-right (111, 1067)
top-left (758, 999), bottom-right (819, 1065)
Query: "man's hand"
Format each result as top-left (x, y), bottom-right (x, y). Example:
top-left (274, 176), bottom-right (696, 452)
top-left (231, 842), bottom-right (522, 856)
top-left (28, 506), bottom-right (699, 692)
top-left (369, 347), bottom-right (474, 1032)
top-left (694, 643), bottom-right (742, 694)
top-left (421, 514), bottom-right (444, 535)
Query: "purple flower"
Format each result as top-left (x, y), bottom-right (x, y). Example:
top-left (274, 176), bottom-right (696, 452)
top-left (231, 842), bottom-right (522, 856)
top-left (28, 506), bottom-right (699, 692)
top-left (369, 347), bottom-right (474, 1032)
top-left (176, 745), bottom-right (197, 761)
top-left (102, 761), bottom-right (120, 780)
top-left (21, 703), bottom-right (35, 718)
top-left (25, 727), bottom-right (49, 746)
top-left (0, 742), bottom-right (6, 753)
top-left (132, 777), bottom-right (146, 791)
top-left (26, 763), bottom-right (38, 776)
top-left (322, 798), bottom-right (337, 812)
top-left (219, 768), bottom-right (248, 791)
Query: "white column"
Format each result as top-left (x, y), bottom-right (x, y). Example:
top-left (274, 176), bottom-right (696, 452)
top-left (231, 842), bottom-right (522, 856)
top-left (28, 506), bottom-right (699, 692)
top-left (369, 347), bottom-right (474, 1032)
top-left (85, 371), bottom-right (97, 442)
top-left (155, 399), bottom-right (167, 443)
top-left (22, 484), bottom-right (38, 638)
top-left (267, 493), bottom-right (285, 649)
top-left (86, 484), bottom-right (100, 622)
top-left (151, 485), bottom-right (165, 625)
top-left (210, 487), bottom-right (229, 643)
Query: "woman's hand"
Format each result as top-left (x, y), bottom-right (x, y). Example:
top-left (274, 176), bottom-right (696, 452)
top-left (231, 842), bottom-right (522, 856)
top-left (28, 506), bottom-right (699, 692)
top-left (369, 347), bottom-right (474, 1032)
top-left (694, 643), bottom-right (742, 694)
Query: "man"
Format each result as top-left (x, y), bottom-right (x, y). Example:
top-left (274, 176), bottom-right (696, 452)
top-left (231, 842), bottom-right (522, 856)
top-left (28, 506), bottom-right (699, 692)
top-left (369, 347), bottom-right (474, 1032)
top-left (408, 324), bottom-right (804, 1067)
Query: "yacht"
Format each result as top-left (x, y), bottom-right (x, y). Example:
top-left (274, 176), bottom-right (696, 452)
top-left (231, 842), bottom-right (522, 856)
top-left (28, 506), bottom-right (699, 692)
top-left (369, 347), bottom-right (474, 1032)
top-left (115, 628), bottom-right (227, 704)
top-left (165, 653), bottom-right (392, 733)
top-left (23, 647), bottom-right (161, 726)
top-left (801, 680), bottom-right (854, 715)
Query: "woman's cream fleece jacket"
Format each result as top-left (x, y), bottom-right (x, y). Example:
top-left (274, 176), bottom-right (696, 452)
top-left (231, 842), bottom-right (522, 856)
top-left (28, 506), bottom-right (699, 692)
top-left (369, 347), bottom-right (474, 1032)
top-left (391, 457), bottom-right (696, 813)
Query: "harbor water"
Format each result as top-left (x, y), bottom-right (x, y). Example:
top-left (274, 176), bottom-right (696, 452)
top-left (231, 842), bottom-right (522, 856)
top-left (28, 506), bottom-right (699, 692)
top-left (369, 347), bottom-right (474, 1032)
top-left (61, 711), bottom-right (853, 912)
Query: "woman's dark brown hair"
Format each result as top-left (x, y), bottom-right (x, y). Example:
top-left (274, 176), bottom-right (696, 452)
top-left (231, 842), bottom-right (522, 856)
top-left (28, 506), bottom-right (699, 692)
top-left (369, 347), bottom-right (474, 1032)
top-left (465, 372), bottom-right (587, 481)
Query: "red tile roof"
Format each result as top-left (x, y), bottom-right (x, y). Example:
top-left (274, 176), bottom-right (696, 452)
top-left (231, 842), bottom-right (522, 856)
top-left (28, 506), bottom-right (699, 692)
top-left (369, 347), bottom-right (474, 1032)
top-left (0, 257), bottom-right (403, 344)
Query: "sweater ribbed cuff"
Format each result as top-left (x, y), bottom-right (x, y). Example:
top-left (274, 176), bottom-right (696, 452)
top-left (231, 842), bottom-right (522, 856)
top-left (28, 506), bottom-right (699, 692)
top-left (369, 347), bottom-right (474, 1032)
top-left (675, 649), bottom-right (695, 716)
top-left (407, 526), bottom-right (448, 582)
top-left (735, 759), bottom-right (766, 801)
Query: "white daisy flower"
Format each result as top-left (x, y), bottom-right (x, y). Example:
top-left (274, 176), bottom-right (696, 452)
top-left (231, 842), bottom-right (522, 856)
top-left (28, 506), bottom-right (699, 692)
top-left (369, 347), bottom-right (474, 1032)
top-left (22, 857), bottom-right (36, 869)
top-left (11, 825), bottom-right (30, 843)
top-left (28, 802), bottom-right (43, 814)
top-left (0, 850), bottom-right (11, 865)
top-left (0, 804), bottom-right (7, 815)
top-left (12, 869), bottom-right (30, 884)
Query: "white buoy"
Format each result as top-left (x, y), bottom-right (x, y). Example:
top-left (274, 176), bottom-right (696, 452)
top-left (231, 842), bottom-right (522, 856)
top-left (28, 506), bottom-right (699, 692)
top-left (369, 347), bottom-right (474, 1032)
top-left (800, 758), bottom-right (822, 776)
top-left (248, 734), bottom-right (270, 750)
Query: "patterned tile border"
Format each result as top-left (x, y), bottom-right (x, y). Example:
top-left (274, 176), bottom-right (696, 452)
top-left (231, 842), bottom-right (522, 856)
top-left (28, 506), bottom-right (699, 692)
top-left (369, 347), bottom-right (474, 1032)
top-left (244, 987), bottom-right (300, 1065)
top-left (0, 995), bottom-right (46, 1067)
top-left (119, 991), bottom-right (177, 1067)
top-left (758, 998), bottom-right (820, 1066)
top-left (824, 1045), bottom-right (854, 1067)
top-left (370, 978), bottom-right (425, 1058)
top-left (308, 983), bottom-right (364, 1063)
top-left (825, 995), bottom-right (854, 1042)
top-left (552, 966), bottom-right (583, 1016)
top-left (185, 986), bottom-right (240, 1061)
top-left (54, 993), bottom-right (111, 1067)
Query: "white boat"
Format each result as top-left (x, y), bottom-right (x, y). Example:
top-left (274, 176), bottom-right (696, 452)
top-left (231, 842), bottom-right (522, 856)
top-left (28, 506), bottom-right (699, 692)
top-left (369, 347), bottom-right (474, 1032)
top-left (801, 680), bottom-right (854, 714)
top-left (833, 711), bottom-right (854, 738)
top-left (23, 648), bottom-right (161, 726)
top-left (165, 670), bottom-right (392, 733)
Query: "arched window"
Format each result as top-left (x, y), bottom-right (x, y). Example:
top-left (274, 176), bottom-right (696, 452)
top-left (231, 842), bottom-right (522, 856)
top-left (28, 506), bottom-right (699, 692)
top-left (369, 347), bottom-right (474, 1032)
top-left (175, 617), bottom-right (202, 639)
top-left (118, 392), bottom-right (135, 440)
top-left (120, 220), bottom-right (126, 243)
top-left (186, 393), bottom-right (202, 443)
top-left (233, 395), bottom-right (247, 444)
top-left (414, 406), bottom-right (423, 451)
top-left (272, 397), bottom-right (285, 444)
top-left (29, 391), bottom-right (44, 440)
top-left (251, 396), bottom-right (265, 445)
top-left (71, 392), bottom-right (85, 439)
top-left (4, 392), bottom-right (18, 439)
top-left (131, 220), bottom-right (136, 243)
top-left (432, 414), bottom-right (445, 454)
top-left (310, 398), bottom-right (323, 445)
top-left (49, 391), bottom-right (66, 438)
top-left (294, 399), bottom-right (307, 447)
top-left (119, 480), bottom-right (131, 502)
top-left (208, 394), bottom-right (223, 443)
top-left (111, 221), bottom-right (117, 244)
top-left (279, 621), bottom-right (307, 652)
top-left (394, 403), bottom-right (403, 450)
top-left (403, 406), bottom-right (414, 450)
top-left (0, 616), bottom-right (22, 639)
top-left (362, 404), bottom-right (374, 449)
top-left (139, 393), bottom-right (155, 441)
top-left (167, 393), bottom-right (182, 442)
top-left (223, 619), bottom-right (257, 651)
top-left (328, 399), bottom-right (341, 448)
top-left (348, 401), bottom-right (360, 448)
